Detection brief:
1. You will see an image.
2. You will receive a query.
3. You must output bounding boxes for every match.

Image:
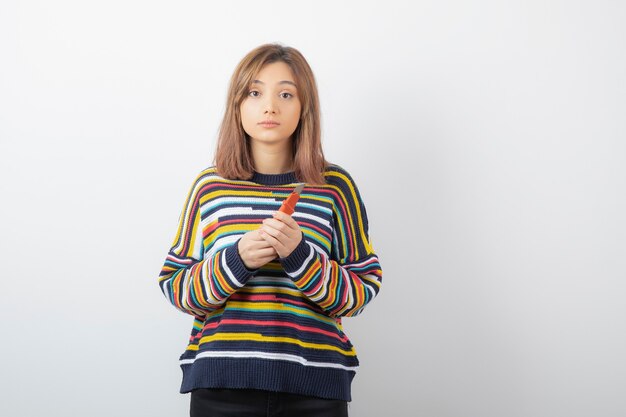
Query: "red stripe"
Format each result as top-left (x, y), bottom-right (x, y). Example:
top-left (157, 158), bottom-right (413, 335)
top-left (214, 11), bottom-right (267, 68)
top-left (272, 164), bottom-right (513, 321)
top-left (195, 319), bottom-right (348, 342)
top-left (298, 220), bottom-right (331, 240)
top-left (314, 186), bottom-right (354, 258)
top-left (302, 260), bottom-right (324, 295)
top-left (229, 293), bottom-right (315, 310)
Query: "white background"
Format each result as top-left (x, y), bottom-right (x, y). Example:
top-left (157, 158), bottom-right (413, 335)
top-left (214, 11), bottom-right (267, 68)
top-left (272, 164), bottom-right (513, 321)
top-left (1, 1), bottom-right (625, 416)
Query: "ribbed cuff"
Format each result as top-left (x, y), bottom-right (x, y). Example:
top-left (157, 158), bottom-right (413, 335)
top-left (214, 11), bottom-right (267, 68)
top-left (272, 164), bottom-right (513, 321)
top-left (279, 233), bottom-right (311, 273)
top-left (224, 239), bottom-right (258, 282)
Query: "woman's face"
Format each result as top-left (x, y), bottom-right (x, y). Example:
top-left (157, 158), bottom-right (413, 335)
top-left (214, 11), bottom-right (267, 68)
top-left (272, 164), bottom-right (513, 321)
top-left (240, 61), bottom-right (302, 147)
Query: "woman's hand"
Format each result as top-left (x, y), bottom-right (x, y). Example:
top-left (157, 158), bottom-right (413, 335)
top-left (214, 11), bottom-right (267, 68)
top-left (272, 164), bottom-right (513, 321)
top-left (238, 229), bottom-right (279, 269)
top-left (259, 211), bottom-right (303, 258)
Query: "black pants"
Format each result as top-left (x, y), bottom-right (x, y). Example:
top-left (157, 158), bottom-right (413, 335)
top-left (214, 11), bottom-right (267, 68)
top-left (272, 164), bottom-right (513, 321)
top-left (190, 388), bottom-right (349, 417)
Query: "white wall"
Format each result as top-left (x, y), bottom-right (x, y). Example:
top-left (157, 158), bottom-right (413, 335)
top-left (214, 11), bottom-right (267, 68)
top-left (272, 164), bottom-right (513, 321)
top-left (1, 1), bottom-right (625, 416)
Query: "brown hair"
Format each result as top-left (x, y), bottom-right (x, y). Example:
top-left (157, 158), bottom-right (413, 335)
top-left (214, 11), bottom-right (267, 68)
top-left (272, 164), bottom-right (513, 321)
top-left (213, 43), bottom-right (328, 185)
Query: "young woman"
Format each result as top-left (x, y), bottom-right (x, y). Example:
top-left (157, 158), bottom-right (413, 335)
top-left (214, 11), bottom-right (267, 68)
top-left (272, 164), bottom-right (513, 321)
top-left (158, 43), bottom-right (383, 417)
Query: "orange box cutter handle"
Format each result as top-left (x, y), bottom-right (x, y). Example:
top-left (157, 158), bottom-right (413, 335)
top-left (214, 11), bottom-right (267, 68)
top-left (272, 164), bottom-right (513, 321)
top-left (278, 183), bottom-right (305, 215)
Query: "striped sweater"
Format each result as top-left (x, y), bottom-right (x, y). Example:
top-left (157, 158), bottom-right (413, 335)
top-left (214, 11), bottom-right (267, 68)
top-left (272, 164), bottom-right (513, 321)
top-left (158, 164), bottom-right (383, 401)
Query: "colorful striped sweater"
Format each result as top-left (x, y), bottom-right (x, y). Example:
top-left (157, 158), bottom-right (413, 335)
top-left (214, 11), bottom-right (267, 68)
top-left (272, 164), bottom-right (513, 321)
top-left (158, 164), bottom-right (383, 401)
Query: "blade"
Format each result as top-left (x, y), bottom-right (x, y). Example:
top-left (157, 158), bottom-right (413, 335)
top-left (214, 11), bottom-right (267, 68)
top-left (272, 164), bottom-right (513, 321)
top-left (293, 183), bottom-right (305, 194)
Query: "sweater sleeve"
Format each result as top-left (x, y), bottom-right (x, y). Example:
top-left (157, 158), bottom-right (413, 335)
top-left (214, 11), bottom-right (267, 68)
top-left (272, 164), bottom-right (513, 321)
top-left (279, 168), bottom-right (383, 318)
top-left (157, 171), bottom-right (257, 316)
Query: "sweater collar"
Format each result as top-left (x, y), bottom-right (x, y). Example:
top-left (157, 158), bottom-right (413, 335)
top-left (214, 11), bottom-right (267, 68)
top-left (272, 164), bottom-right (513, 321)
top-left (251, 171), bottom-right (298, 186)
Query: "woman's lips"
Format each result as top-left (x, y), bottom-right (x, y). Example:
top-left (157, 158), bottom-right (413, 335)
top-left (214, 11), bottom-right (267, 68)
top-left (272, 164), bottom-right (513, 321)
top-left (258, 121), bottom-right (280, 128)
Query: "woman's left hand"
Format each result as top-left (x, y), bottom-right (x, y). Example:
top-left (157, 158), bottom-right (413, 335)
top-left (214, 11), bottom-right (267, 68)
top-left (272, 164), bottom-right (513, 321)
top-left (259, 211), bottom-right (303, 258)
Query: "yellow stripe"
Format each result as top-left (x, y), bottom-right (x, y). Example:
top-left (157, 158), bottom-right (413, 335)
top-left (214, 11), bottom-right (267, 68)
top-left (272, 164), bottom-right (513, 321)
top-left (325, 171), bottom-right (374, 257)
top-left (171, 189), bottom-right (200, 252)
top-left (236, 287), bottom-right (302, 297)
top-left (213, 252), bottom-right (237, 294)
top-left (258, 261), bottom-right (283, 271)
top-left (203, 223), bottom-right (260, 248)
top-left (171, 170), bottom-right (222, 250)
top-left (362, 273), bottom-right (382, 289)
top-left (300, 194), bottom-right (334, 206)
top-left (192, 318), bottom-right (204, 330)
top-left (188, 333), bottom-right (356, 355)
top-left (199, 189), bottom-right (277, 204)
top-left (295, 259), bottom-right (320, 290)
top-left (303, 229), bottom-right (331, 249)
top-left (318, 265), bottom-right (338, 310)
top-left (218, 224), bottom-right (259, 233)
top-left (184, 206), bottom-right (201, 258)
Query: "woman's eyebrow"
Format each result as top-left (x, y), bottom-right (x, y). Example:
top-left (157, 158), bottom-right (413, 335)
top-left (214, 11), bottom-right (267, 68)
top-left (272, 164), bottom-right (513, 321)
top-left (251, 80), bottom-right (297, 88)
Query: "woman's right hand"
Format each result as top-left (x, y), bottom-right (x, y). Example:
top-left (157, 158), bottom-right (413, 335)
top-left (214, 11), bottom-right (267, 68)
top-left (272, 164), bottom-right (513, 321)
top-left (237, 229), bottom-right (279, 269)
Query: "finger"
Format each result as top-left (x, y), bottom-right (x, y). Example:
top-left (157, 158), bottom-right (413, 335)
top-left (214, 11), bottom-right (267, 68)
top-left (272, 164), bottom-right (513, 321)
top-left (259, 219), bottom-right (289, 237)
top-left (271, 211), bottom-right (300, 229)
top-left (248, 230), bottom-right (278, 248)
top-left (250, 241), bottom-right (277, 254)
top-left (259, 253), bottom-right (279, 263)
top-left (260, 223), bottom-right (285, 241)
top-left (259, 229), bottom-right (287, 254)
top-left (262, 218), bottom-right (298, 235)
top-left (253, 250), bottom-right (278, 262)
top-left (250, 237), bottom-right (275, 253)
top-left (261, 223), bottom-right (301, 246)
top-left (248, 229), bottom-right (269, 241)
top-left (250, 233), bottom-right (275, 246)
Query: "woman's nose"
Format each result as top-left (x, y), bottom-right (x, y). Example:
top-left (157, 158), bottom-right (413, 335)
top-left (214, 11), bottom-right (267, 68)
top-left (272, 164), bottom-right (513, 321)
top-left (264, 97), bottom-right (277, 114)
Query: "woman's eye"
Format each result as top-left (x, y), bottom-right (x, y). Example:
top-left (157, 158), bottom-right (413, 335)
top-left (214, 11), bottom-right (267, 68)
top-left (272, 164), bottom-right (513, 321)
top-left (248, 90), bottom-right (260, 97)
top-left (280, 92), bottom-right (293, 99)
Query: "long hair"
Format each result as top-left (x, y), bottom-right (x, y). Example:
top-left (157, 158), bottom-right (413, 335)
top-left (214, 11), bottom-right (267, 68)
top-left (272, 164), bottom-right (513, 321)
top-left (214, 43), bottom-right (328, 185)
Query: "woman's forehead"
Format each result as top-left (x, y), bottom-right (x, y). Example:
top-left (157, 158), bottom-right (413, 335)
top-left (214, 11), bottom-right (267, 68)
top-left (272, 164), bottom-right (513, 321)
top-left (252, 62), bottom-right (297, 85)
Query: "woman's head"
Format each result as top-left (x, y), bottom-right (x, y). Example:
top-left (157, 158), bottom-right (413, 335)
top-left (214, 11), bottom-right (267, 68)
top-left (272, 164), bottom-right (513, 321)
top-left (214, 43), bottom-right (328, 185)
top-left (239, 61), bottom-right (302, 156)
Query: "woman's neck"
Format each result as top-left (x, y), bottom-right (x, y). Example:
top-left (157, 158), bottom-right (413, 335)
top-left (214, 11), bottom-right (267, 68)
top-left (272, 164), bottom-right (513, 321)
top-left (250, 140), bottom-right (293, 174)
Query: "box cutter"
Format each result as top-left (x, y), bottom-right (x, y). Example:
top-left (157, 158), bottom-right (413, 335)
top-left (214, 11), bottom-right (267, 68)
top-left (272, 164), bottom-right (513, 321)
top-left (278, 183), bottom-right (305, 215)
